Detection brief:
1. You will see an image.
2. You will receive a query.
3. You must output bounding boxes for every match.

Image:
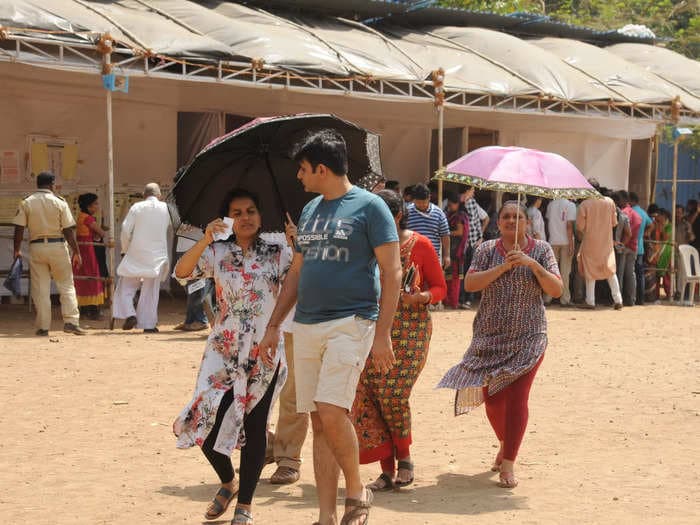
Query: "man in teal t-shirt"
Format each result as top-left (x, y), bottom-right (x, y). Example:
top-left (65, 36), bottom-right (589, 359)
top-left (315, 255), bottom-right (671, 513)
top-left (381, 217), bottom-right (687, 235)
top-left (630, 192), bottom-right (653, 305)
top-left (260, 129), bottom-right (401, 525)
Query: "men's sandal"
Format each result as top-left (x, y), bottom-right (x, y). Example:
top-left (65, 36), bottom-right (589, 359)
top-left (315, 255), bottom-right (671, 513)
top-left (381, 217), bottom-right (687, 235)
top-left (340, 488), bottom-right (373, 525)
top-left (394, 459), bottom-right (414, 488)
top-left (204, 485), bottom-right (237, 520)
top-left (270, 466), bottom-right (300, 485)
top-left (231, 507), bottom-right (254, 524)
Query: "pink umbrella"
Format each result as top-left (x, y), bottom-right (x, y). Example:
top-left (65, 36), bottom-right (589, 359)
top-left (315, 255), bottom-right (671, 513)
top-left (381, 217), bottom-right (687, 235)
top-left (434, 146), bottom-right (599, 200)
top-left (434, 145), bottom-right (600, 242)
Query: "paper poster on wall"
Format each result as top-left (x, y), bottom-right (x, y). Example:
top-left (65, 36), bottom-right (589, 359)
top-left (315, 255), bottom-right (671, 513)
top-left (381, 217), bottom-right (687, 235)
top-left (28, 135), bottom-right (79, 184)
top-left (30, 142), bottom-right (49, 175)
top-left (0, 151), bottom-right (20, 184)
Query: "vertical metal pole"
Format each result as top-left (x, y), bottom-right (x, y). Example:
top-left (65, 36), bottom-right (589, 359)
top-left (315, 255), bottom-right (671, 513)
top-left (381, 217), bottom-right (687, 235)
top-left (670, 138), bottom-right (678, 300)
top-left (105, 51), bottom-right (116, 325)
top-left (437, 103), bottom-right (444, 206)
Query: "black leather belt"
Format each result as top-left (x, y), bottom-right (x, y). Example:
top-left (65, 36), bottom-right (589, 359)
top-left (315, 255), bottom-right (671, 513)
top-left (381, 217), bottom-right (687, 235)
top-left (30, 237), bottom-right (65, 244)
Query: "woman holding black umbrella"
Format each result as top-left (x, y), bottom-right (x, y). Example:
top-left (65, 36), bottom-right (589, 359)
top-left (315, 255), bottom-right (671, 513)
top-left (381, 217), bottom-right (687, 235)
top-left (172, 189), bottom-right (290, 524)
top-left (438, 200), bottom-right (562, 489)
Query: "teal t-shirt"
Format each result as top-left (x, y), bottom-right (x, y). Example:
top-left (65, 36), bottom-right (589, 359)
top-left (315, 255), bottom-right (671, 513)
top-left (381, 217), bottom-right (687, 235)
top-left (294, 186), bottom-right (398, 324)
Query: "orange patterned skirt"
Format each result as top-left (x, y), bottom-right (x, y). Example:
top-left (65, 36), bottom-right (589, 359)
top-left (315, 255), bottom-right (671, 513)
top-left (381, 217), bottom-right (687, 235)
top-left (351, 301), bottom-right (432, 464)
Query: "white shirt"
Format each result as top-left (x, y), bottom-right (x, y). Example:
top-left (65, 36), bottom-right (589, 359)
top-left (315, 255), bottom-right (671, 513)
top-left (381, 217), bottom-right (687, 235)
top-left (546, 199), bottom-right (577, 245)
top-left (527, 206), bottom-right (546, 241)
top-left (117, 196), bottom-right (171, 280)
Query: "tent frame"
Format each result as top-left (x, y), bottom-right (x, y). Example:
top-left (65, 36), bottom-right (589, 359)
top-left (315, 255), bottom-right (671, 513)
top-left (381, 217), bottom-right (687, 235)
top-left (2, 32), bottom-right (695, 123)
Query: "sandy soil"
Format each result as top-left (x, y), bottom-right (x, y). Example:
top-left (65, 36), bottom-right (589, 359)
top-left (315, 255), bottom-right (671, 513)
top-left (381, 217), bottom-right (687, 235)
top-left (1, 298), bottom-right (698, 525)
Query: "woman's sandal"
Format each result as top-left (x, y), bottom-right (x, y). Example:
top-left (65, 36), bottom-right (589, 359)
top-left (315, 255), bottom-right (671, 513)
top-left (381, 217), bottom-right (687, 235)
top-left (231, 507), bottom-right (254, 524)
top-left (394, 460), bottom-right (414, 488)
top-left (366, 472), bottom-right (395, 492)
top-left (204, 484), bottom-right (238, 520)
top-left (497, 471), bottom-right (518, 489)
top-left (340, 488), bottom-right (373, 525)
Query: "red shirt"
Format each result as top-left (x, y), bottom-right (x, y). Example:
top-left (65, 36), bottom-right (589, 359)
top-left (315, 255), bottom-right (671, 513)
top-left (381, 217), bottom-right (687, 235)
top-left (622, 205), bottom-right (642, 253)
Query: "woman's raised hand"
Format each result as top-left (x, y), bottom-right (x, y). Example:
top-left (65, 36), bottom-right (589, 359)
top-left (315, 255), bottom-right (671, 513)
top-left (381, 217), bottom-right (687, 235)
top-left (204, 218), bottom-right (227, 244)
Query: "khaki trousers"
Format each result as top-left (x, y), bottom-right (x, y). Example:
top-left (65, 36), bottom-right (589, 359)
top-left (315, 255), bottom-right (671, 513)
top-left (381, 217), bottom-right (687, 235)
top-left (273, 333), bottom-right (310, 470)
top-left (29, 242), bottom-right (79, 330)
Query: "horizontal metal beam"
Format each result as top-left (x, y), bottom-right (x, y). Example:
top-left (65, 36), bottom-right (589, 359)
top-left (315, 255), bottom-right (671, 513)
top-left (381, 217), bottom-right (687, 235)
top-left (1, 33), bottom-right (695, 124)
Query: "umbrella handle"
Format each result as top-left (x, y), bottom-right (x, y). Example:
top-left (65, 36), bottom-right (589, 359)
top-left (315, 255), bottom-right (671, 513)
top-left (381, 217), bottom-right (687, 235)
top-left (264, 153), bottom-right (288, 227)
top-left (514, 192), bottom-right (521, 251)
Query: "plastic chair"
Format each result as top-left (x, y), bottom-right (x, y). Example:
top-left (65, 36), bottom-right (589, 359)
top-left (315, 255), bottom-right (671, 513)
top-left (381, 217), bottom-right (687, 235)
top-left (677, 244), bottom-right (700, 306)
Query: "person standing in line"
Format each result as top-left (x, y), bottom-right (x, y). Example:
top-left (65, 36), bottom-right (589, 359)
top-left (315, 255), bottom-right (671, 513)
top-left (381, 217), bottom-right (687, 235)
top-left (461, 186), bottom-right (490, 308)
top-left (12, 172), bottom-right (86, 336)
top-left (526, 196), bottom-right (546, 241)
top-left (352, 189), bottom-right (446, 491)
top-left (576, 183), bottom-right (623, 310)
top-left (617, 191), bottom-right (642, 306)
top-left (259, 129), bottom-right (401, 525)
top-left (174, 224), bottom-right (212, 332)
top-left (74, 193), bottom-right (111, 320)
top-left (629, 192), bottom-right (653, 305)
top-left (545, 197), bottom-right (576, 306)
top-left (687, 199), bottom-right (700, 254)
top-left (113, 183), bottom-right (171, 333)
top-left (438, 200), bottom-right (562, 489)
top-left (406, 183), bottom-right (451, 270)
top-left (444, 192), bottom-right (469, 309)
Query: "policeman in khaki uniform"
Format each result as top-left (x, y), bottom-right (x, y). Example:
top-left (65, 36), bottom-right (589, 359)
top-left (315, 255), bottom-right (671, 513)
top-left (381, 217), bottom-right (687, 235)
top-left (12, 172), bottom-right (86, 336)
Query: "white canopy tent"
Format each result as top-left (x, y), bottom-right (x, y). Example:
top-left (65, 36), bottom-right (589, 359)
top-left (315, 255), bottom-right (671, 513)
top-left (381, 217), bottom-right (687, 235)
top-left (2, 0), bottom-right (700, 301)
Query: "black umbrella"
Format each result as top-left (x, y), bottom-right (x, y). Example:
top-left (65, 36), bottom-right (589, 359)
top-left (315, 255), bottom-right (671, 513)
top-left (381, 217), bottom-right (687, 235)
top-left (169, 114), bottom-right (384, 232)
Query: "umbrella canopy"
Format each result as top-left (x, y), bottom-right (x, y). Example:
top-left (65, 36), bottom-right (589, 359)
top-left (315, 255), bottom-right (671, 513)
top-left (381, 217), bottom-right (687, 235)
top-left (170, 114), bottom-right (384, 232)
top-left (433, 146), bottom-right (599, 200)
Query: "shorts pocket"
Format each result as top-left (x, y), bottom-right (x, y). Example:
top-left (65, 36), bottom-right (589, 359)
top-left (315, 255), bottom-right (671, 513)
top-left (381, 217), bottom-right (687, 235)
top-left (323, 347), bottom-right (364, 408)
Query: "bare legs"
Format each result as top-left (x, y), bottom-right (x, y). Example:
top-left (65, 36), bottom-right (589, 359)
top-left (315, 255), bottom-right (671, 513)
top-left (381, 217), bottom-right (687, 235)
top-left (311, 403), bottom-right (367, 525)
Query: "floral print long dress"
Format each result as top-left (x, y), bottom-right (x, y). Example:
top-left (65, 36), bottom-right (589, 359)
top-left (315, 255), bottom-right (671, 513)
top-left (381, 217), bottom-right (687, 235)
top-left (174, 238), bottom-right (290, 455)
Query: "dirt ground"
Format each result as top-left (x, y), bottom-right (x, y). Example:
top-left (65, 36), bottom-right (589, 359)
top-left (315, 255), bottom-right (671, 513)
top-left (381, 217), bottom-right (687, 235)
top-left (1, 297), bottom-right (699, 525)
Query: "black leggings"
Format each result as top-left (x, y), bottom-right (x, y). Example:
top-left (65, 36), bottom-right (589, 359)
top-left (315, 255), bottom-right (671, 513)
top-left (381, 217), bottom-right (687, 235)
top-left (201, 367), bottom-right (278, 505)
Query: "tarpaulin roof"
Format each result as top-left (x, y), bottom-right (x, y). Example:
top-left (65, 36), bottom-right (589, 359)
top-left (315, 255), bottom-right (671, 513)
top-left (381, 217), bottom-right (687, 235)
top-left (607, 43), bottom-right (700, 99)
top-left (1, 0), bottom-right (699, 120)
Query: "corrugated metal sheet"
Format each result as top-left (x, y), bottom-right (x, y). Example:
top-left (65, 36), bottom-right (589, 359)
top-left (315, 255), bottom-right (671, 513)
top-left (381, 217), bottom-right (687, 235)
top-left (655, 143), bottom-right (700, 210)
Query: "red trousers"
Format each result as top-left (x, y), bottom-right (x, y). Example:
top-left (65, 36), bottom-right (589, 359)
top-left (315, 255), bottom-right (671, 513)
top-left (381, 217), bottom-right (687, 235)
top-left (482, 355), bottom-right (543, 461)
top-left (446, 259), bottom-right (463, 308)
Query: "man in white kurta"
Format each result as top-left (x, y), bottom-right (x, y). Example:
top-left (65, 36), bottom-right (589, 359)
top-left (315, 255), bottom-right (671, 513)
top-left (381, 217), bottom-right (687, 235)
top-left (113, 183), bottom-right (171, 331)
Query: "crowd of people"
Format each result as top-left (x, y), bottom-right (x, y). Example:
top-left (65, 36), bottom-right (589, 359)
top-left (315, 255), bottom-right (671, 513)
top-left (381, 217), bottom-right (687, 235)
top-left (394, 179), bottom-right (700, 310)
top-left (9, 134), bottom-right (700, 525)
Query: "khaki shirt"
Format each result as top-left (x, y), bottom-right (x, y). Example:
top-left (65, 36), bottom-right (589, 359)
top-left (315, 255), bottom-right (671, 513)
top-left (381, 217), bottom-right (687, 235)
top-left (12, 189), bottom-right (76, 241)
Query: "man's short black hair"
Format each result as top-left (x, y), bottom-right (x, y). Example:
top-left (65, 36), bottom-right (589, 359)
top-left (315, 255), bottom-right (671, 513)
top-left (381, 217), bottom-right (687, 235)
top-left (629, 192), bottom-right (640, 204)
top-left (617, 190), bottom-right (630, 203)
top-left (293, 129), bottom-right (348, 176)
top-left (385, 180), bottom-right (400, 192)
top-left (36, 172), bottom-right (55, 188)
top-left (412, 183), bottom-right (430, 200)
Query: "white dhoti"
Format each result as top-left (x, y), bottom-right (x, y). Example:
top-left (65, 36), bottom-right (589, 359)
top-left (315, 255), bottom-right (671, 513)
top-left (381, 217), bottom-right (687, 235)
top-left (113, 276), bottom-right (161, 329)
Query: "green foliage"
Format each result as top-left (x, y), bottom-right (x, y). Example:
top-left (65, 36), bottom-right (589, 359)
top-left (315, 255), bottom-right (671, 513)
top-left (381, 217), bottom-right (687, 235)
top-left (660, 126), bottom-right (700, 157)
top-left (438, 0), bottom-right (700, 59)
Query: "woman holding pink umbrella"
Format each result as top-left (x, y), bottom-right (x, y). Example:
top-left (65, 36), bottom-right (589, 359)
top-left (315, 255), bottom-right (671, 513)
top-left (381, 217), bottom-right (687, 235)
top-left (437, 200), bottom-right (562, 488)
top-left (434, 145), bottom-right (595, 488)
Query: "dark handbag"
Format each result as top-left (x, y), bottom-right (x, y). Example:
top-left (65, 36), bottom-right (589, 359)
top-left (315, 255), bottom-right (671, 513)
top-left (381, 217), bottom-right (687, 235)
top-left (3, 256), bottom-right (23, 297)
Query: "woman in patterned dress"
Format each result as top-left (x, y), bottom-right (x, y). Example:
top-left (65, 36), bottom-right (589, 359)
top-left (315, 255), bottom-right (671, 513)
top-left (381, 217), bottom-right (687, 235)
top-left (438, 200), bottom-right (562, 488)
top-left (74, 193), bottom-right (109, 319)
top-left (173, 189), bottom-right (290, 524)
top-left (351, 190), bottom-right (446, 491)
